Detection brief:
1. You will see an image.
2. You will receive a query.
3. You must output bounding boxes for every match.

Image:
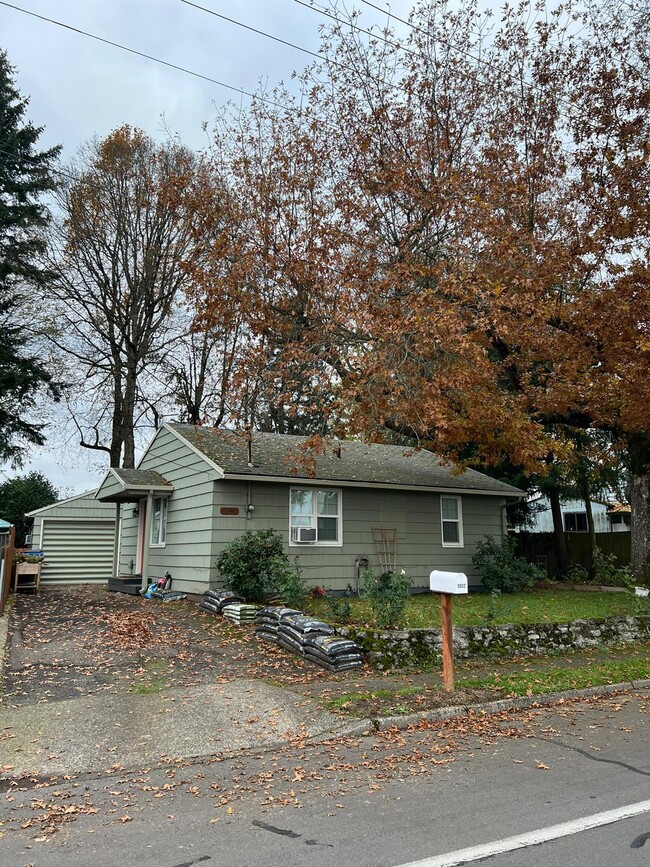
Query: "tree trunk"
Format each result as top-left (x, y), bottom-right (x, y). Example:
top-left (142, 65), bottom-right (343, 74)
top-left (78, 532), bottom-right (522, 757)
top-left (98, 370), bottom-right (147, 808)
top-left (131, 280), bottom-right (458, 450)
top-left (121, 367), bottom-right (137, 469)
top-left (581, 480), bottom-right (597, 579)
top-left (548, 485), bottom-right (570, 578)
top-left (630, 473), bottom-right (650, 582)
top-left (627, 435), bottom-right (650, 582)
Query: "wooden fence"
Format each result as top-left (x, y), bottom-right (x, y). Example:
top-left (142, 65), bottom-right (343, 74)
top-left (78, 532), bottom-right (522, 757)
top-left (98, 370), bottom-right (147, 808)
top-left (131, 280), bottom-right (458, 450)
top-left (514, 531), bottom-right (631, 579)
top-left (0, 525), bottom-right (15, 616)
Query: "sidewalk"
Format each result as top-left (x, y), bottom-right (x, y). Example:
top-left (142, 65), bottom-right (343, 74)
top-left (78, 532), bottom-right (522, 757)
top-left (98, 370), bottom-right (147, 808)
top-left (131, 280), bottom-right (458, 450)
top-left (0, 678), bottom-right (349, 779)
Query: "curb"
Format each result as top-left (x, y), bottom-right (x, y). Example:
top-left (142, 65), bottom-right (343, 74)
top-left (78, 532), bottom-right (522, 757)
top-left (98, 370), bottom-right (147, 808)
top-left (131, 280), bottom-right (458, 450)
top-left (358, 679), bottom-right (650, 734)
top-left (305, 680), bottom-right (650, 741)
top-left (1, 680), bottom-right (648, 789)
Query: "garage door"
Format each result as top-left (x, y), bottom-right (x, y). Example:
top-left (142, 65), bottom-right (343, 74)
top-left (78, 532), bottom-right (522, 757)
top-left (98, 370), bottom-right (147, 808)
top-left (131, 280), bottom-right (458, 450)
top-left (40, 518), bottom-right (116, 584)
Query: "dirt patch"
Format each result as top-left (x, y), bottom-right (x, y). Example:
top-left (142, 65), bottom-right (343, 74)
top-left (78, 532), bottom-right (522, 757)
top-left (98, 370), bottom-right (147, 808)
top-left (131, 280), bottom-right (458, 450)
top-left (324, 685), bottom-right (502, 718)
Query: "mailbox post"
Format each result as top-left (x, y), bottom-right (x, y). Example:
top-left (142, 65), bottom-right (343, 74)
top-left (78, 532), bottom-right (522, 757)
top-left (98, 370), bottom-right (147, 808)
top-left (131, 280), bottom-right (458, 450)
top-left (429, 571), bottom-right (468, 692)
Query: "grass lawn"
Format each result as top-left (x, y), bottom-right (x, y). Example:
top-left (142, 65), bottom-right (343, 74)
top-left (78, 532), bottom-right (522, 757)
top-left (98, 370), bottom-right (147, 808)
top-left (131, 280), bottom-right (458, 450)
top-left (304, 589), bottom-right (649, 629)
top-left (323, 642), bottom-right (650, 718)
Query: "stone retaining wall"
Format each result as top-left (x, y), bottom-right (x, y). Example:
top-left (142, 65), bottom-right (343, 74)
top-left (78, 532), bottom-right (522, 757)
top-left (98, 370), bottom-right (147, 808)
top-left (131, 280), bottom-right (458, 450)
top-left (339, 615), bottom-right (650, 670)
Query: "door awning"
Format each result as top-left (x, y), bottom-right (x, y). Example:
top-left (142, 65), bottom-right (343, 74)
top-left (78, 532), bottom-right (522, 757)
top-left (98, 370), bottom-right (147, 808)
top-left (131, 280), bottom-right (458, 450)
top-left (95, 468), bottom-right (173, 503)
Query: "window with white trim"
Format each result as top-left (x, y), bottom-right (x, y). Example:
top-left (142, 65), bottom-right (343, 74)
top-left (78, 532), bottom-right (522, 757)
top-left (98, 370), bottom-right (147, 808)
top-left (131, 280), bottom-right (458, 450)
top-left (440, 495), bottom-right (463, 547)
top-left (289, 487), bottom-right (342, 546)
top-left (151, 496), bottom-right (168, 546)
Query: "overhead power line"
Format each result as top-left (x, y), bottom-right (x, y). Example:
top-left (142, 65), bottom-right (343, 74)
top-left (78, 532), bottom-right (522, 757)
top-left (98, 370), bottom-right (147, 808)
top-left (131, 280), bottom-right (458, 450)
top-left (295, 0), bottom-right (601, 119)
top-left (0, 0), bottom-right (284, 108)
top-left (180, 0), bottom-right (335, 66)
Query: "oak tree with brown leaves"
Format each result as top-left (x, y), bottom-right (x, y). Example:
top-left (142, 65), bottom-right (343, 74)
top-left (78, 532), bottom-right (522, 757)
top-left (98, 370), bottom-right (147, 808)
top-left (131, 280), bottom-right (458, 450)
top-left (187, 0), bottom-right (650, 577)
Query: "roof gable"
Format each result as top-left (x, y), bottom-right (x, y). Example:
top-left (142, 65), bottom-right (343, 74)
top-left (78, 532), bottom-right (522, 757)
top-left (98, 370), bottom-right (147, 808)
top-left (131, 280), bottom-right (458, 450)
top-left (166, 424), bottom-right (523, 496)
top-left (25, 489), bottom-right (100, 517)
top-left (95, 468), bottom-right (173, 503)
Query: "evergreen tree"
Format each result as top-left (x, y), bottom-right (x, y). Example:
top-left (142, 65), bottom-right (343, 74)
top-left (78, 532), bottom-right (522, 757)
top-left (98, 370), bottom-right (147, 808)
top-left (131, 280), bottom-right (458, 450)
top-left (0, 470), bottom-right (57, 546)
top-left (0, 49), bottom-right (61, 463)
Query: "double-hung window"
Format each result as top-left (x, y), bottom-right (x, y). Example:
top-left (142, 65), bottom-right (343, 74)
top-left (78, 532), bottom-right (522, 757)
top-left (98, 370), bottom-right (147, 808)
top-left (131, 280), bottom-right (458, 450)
top-left (151, 496), bottom-right (168, 546)
top-left (290, 487), bottom-right (342, 546)
top-left (440, 495), bottom-right (463, 547)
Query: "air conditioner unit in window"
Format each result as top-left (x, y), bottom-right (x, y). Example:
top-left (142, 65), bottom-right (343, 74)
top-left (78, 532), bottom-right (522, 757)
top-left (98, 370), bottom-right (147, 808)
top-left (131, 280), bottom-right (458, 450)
top-left (291, 526), bottom-right (317, 543)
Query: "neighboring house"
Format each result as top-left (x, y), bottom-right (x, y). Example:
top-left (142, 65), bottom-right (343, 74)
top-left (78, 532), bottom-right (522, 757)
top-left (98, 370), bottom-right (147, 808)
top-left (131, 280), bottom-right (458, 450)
top-left (25, 491), bottom-right (118, 585)
top-left (95, 424), bottom-right (523, 594)
top-left (606, 502), bottom-right (632, 532)
top-left (521, 495), bottom-right (631, 534)
top-left (0, 518), bottom-right (11, 548)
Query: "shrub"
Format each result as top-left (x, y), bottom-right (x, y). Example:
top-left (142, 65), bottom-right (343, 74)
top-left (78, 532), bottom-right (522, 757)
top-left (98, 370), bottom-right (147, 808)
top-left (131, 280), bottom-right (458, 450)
top-left (565, 549), bottom-right (634, 588)
top-left (278, 557), bottom-right (309, 609)
top-left (216, 528), bottom-right (288, 603)
top-left (363, 569), bottom-right (411, 628)
top-left (473, 535), bottom-right (542, 594)
top-left (591, 548), bottom-right (634, 589)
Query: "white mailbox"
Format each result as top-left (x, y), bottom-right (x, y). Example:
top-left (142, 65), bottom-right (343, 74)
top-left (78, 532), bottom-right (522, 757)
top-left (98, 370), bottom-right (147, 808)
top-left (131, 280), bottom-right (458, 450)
top-left (429, 570), bottom-right (468, 594)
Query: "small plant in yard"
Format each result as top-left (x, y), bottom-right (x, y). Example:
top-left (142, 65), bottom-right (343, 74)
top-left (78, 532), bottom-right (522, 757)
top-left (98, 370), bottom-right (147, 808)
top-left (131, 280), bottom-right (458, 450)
top-left (325, 594), bottom-right (352, 624)
top-left (473, 535), bottom-right (543, 594)
top-left (278, 557), bottom-right (309, 609)
top-left (363, 568), bottom-right (411, 628)
top-left (565, 562), bottom-right (590, 584)
top-left (216, 528), bottom-right (289, 603)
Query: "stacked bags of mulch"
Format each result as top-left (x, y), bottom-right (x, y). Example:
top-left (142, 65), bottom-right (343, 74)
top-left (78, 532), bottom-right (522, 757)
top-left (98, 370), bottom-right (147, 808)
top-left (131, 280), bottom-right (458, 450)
top-left (151, 590), bottom-right (187, 602)
top-left (199, 589), bottom-right (243, 616)
top-left (302, 635), bottom-right (363, 672)
top-left (222, 603), bottom-right (260, 625)
top-left (254, 606), bottom-right (301, 643)
top-left (277, 614), bottom-right (335, 657)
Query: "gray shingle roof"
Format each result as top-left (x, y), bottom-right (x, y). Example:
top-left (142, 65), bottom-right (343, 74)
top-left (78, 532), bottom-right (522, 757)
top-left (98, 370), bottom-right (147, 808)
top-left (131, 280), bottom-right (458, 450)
top-left (167, 424), bottom-right (523, 496)
top-left (111, 469), bottom-right (172, 488)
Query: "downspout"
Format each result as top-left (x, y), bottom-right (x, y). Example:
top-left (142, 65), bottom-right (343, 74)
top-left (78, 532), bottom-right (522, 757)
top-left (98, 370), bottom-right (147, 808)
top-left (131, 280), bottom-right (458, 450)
top-left (141, 490), bottom-right (154, 592)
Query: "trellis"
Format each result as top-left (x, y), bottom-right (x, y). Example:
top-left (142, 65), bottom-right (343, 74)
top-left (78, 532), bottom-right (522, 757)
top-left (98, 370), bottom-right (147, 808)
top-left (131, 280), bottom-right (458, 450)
top-left (371, 527), bottom-right (398, 573)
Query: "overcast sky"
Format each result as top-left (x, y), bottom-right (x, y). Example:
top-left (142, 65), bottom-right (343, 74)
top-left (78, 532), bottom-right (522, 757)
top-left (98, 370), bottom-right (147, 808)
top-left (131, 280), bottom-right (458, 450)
top-left (1, 0), bottom-right (412, 496)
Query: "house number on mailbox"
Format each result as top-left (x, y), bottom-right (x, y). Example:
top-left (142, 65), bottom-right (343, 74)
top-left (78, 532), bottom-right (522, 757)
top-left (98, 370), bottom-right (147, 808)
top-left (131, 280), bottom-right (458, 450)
top-left (220, 507), bottom-right (240, 516)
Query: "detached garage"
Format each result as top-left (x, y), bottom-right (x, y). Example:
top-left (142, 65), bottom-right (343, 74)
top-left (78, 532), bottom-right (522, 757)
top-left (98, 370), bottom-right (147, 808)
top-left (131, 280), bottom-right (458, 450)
top-left (26, 491), bottom-right (117, 585)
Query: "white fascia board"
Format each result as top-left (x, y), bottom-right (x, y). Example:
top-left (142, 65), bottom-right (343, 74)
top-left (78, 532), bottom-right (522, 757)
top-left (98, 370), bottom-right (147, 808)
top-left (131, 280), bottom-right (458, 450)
top-left (26, 488), bottom-right (101, 517)
top-left (143, 424), bottom-right (225, 479)
top-left (223, 473), bottom-right (524, 497)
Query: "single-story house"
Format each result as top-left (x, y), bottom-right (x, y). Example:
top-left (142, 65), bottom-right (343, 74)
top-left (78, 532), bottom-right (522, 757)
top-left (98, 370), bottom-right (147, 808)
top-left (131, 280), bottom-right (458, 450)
top-left (25, 491), bottom-right (118, 584)
top-left (95, 424), bottom-right (524, 594)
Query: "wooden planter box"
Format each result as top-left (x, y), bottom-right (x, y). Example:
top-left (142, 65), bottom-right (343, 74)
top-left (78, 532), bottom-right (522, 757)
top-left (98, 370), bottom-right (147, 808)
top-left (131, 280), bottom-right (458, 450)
top-left (15, 561), bottom-right (42, 591)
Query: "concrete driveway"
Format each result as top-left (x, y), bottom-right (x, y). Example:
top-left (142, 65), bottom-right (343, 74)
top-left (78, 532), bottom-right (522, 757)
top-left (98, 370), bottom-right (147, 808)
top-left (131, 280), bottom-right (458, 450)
top-left (0, 587), bottom-right (353, 778)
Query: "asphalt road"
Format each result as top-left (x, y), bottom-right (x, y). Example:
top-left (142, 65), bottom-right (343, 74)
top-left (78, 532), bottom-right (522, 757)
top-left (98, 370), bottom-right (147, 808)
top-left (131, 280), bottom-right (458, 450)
top-left (2, 689), bottom-right (648, 867)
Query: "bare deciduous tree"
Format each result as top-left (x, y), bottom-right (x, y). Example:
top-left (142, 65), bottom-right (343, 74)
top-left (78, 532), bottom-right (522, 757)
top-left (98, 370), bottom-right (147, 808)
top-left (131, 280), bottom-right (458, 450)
top-left (48, 126), bottom-right (198, 467)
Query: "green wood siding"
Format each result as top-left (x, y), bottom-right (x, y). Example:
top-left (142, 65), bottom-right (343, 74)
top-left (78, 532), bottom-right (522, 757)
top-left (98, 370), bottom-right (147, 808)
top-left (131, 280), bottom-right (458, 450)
top-left (119, 427), bottom-right (218, 592)
top-left (211, 481), bottom-right (505, 590)
top-left (30, 494), bottom-right (116, 550)
top-left (95, 472), bottom-right (123, 501)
